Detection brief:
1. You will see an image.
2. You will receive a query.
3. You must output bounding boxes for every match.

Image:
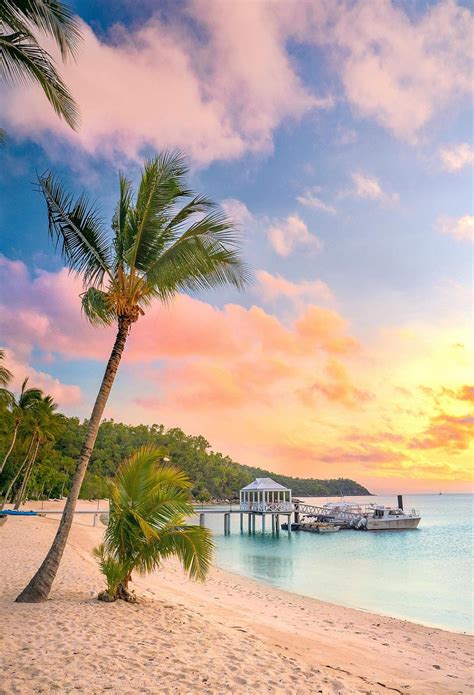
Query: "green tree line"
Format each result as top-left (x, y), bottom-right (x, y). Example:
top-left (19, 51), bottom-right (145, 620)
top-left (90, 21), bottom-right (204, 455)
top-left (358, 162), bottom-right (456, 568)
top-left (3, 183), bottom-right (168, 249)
top-left (1, 396), bottom-right (370, 503)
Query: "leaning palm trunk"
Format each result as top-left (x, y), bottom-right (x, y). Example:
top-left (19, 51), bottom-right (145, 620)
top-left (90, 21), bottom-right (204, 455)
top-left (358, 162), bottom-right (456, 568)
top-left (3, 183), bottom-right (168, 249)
top-left (0, 420), bottom-right (19, 475)
top-left (0, 436), bottom-right (35, 510)
top-left (16, 318), bottom-right (131, 602)
top-left (14, 438), bottom-right (40, 510)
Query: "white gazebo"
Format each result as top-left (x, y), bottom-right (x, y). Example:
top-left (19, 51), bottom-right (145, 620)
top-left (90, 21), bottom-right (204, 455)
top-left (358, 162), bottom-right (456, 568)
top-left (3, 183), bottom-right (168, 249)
top-left (240, 477), bottom-right (292, 512)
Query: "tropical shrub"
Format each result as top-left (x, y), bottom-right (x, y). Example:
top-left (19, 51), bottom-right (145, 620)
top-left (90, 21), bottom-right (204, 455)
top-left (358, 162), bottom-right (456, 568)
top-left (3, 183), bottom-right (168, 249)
top-left (95, 447), bottom-right (213, 602)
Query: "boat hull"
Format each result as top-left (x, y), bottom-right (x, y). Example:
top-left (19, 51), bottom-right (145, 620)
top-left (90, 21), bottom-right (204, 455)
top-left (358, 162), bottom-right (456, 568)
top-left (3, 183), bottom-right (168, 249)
top-left (366, 517), bottom-right (420, 530)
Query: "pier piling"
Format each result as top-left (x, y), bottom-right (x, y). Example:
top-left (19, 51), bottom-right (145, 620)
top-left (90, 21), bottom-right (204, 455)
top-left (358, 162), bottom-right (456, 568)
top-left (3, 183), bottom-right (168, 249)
top-left (199, 513), bottom-right (205, 527)
top-left (224, 512), bottom-right (231, 535)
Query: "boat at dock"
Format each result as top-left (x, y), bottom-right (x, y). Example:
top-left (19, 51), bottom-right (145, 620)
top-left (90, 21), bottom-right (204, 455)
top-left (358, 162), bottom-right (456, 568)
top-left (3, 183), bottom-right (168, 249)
top-left (363, 506), bottom-right (421, 530)
top-left (319, 501), bottom-right (421, 530)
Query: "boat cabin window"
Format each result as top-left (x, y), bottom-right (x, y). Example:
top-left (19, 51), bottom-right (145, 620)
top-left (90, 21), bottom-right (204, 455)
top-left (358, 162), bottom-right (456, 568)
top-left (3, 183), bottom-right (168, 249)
top-left (374, 509), bottom-right (384, 518)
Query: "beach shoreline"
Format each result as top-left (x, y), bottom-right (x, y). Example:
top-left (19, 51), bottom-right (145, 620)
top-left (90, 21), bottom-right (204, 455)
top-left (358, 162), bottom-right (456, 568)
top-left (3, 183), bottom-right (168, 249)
top-left (1, 505), bottom-right (472, 694)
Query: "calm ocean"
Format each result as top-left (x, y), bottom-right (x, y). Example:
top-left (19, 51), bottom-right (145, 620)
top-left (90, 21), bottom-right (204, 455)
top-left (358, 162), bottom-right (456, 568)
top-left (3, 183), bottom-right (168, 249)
top-left (198, 494), bottom-right (473, 633)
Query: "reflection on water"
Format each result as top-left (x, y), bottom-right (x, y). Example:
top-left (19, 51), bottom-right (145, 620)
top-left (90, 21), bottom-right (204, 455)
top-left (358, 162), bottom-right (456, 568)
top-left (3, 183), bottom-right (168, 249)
top-left (202, 494), bottom-right (473, 633)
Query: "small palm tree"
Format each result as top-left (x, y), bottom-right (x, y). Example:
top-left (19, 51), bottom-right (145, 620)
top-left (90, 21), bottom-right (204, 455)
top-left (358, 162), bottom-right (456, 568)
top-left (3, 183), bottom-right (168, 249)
top-left (94, 447), bottom-right (213, 602)
top-left (0, 378), bottom-right (42, 476)
top-left (0, 0), bottom-right (81, 129)
top-left (17, 150), bottom-right (248, 603)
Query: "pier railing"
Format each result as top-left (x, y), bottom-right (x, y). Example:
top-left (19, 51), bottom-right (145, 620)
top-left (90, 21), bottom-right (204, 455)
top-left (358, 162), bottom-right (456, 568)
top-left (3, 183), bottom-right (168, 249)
top-left (240, 502), bottom-right (293, 512)
top-left (293, 502), bottom-right (364, 525)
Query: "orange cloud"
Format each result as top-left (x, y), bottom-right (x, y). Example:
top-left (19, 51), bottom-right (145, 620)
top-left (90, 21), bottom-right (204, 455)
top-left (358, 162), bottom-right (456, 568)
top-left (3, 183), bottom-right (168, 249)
top-left (299, 359), bottom-right (373, 409)
top-left (295, 307), bottom-right (359, 354)
top-left (3, 255), bottom-right (473, 492)
top-left (410, 413), bottom-right (474, 452)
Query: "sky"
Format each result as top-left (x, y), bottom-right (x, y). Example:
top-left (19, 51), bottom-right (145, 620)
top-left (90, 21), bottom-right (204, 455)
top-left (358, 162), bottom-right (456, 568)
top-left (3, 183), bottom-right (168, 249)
top-left (0, 0), bottom-right (472, 494)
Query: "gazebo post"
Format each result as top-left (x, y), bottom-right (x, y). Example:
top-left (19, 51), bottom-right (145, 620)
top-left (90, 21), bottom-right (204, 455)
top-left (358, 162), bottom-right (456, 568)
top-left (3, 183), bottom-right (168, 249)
top-left (275, 514), bottom-right (280, 534)
top-left (240, 513), bottom-right (243, 533)
top-left (262, 513), bottom-right (266, 533)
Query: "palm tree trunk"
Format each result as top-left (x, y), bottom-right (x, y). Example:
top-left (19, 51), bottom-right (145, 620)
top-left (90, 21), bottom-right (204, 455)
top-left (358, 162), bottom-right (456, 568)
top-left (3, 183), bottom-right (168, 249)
top-left (0, 435), bottom-right (35, 510)
top-left (14, 438), bottom-right (40, 510)
top-left (0, 421), bottom-right (20, 475)
top-left (16, 318), bottom-right (131, 603)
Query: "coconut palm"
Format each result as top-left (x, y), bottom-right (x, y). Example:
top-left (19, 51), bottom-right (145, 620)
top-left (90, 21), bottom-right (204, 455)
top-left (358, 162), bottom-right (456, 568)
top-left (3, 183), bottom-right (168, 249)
top-left (94, 447), bottom-right (213, 602)
top-left (17, 150), bottom-right (248, 603)
top-left (13, 394), bottom-right (64, 509)
top-left (0, 349), bottom-right (12, 386)
top-left (0, 0), bottom-right (81, 129)
top-left (0, 378), bottom-right (42, 476)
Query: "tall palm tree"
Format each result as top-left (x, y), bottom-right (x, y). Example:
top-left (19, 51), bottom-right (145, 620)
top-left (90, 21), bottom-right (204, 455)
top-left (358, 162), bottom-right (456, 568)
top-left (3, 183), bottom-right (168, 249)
top-left (0, 349), bottom-right (12, 386)
top-left (0, 378), bottom-right (42, 475)
top-left (17, 150), bottom-right (248, 603)
top-left (0, 0), bottom-right (81, 129)
top-left (95, 447), bottom-right (213, 602)
top-left (13, 394), bottom-right (63, 509)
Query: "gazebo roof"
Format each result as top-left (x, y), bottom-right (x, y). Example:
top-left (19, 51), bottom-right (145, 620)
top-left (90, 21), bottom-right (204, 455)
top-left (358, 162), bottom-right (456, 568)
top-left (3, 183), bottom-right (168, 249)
top-left (241, 477), bottom-right (289, 492)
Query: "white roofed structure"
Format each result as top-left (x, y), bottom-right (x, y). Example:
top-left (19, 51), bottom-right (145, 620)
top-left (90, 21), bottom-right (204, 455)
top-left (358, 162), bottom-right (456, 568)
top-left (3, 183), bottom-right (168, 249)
top-left (240, 478), bottom-right (292, 512)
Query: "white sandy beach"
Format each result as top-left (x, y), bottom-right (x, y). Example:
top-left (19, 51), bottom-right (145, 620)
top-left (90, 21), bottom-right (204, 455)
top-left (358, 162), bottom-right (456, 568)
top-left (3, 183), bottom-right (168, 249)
top-left (1, 503), bottom-right (472, 695)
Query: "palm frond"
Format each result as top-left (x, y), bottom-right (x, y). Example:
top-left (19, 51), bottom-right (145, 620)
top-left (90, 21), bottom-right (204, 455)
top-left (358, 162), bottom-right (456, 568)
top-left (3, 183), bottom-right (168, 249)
top-left (1, 0), bottom-right (81, 59)
top-left (38, 172), bottom-right (113, 286)
top-left (0, 387), bottom-right (15, 408)
top-left (112, 172), bottom-right (134, 272)
top-left (0, 33), bottom-right (79, 128)
top-left (18, 378), bottom-right (43, 410)
top-left (0, 349), bottom-right (13, 386)
top-left (126, 152), bottom-right (191, 272)
top-left (81, 287), bottom-right (116, 326)
top-left (157, 525), bottom-right (213, 582)
top-left (143, 209), bottom-right (250, 299)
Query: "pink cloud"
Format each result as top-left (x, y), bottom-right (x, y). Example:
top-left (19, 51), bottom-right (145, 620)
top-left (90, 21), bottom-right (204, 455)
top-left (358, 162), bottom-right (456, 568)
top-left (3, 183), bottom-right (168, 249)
top-left (1, 6), bottom-right (331, 165)
top-left (297, 187), bottom-right (336, 214)
top-left (2, 348), bottom-right (81, 407)
top-left (267, 215), bottom-right (321, 256)
top-left (439, 143), bottom-right (474, 172)
top-left (256, 270), bottom-right (334, 306)
top-left (309, 0), bottom-right (473, 142)
top-left (2, 1), bottom-right (470, 161)
top-left (0, 256), bottom-right (354, 365)
top-left (437, 215), bottom-right (474, 242)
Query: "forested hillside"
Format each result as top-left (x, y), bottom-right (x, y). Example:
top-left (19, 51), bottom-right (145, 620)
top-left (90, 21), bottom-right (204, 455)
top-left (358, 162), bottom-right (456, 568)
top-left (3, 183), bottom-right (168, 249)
top-left (1, 414), bottom-right (370, 501)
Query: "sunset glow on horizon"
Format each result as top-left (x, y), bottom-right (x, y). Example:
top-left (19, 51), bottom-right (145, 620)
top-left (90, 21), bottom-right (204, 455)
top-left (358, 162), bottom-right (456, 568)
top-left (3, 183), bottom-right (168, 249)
top-left (1, 0), bottom-right (472, 494)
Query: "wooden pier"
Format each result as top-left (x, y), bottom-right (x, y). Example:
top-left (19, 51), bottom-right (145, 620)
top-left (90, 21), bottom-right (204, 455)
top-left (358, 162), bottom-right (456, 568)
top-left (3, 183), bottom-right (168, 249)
top-left (194, 501), bottom-right (365, 535)
top-left (197, 508), bottom-right (293, 535)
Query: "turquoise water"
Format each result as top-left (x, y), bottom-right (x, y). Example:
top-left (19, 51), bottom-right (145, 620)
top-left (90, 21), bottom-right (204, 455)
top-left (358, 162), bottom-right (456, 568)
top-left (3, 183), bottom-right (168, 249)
top-left (197, 494), bottom-right (474, 633)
